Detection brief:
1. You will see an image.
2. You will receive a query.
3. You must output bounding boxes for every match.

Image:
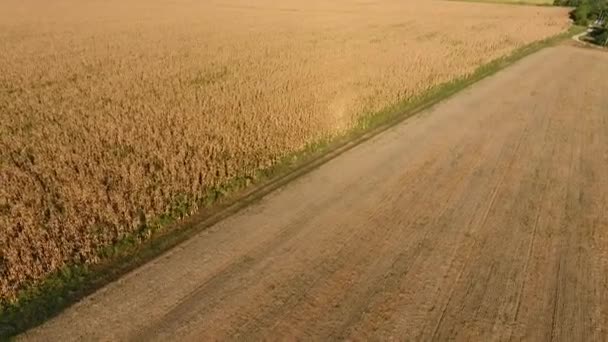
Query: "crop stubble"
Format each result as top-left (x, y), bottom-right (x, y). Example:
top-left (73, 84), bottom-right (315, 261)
top-left (0, 0), bottom-right (569, 300)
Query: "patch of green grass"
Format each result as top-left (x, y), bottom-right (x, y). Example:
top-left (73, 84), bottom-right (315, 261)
top-left (0, 25), bottom-right (582, 339)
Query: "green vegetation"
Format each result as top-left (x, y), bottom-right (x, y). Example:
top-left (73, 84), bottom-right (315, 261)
top-left (555, 0), bottom-right (608, 45)
top-left (588, 26), bottom-right (608, 43)
top-left (0, 25), bottom-right (582, 340)
top-left (450, 0), bottom-right (555, 6)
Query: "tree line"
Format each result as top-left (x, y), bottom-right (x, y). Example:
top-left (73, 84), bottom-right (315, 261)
top-left (555, 0), bottom-right (608, 44)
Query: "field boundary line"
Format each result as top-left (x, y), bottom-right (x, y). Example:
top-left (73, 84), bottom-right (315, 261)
top-left (446, 0), bottom-right (555, 7)
top-left (0, 25), bottom-right (584, 339)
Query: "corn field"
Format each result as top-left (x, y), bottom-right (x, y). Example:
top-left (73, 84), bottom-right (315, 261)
top-left (0, 0), bottom-right (570, 301)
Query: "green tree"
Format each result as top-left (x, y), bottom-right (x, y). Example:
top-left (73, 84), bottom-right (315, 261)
top-left (575, 2), bottom-right (591, 25)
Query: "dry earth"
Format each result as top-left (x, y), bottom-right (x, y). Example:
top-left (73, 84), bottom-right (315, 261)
top-left (22, 45), bottom-right (608, 341)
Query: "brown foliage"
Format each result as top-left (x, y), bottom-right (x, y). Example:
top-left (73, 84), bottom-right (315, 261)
top-left (0, 0), bottom-right (569, 300)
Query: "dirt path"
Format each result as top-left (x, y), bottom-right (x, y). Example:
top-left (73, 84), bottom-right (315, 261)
top-left (22, 45), bottom-right (608, 341)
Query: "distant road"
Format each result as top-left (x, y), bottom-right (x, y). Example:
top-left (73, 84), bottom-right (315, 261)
top-left (572, 31), bottom-right (589, 44)
top-left (23, 45), bottom-right (608, 341)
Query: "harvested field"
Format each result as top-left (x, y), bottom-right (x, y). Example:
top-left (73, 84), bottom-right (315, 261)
top-left (0, 0), bottom-right (570, 300)
top-left (23, 45), bottom-right (608, 341)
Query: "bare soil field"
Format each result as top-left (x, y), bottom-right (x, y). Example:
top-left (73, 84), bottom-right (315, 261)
top-left (21, 45), bottom-right (608, 340)
top-left (0, 0), bottom-right (570, 301)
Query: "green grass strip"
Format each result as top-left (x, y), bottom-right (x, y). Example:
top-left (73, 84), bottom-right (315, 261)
top-left (447, 0), bottom-right (555, 7)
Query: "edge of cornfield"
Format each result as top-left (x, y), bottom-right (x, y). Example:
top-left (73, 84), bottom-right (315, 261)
top-left (448, 0), bottom-right (555, 7)
top-left (0, 25), bottom-right (584, 339)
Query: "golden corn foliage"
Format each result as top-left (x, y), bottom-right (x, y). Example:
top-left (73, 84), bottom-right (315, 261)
top-left (0, 0), bottom-right (569, 300)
